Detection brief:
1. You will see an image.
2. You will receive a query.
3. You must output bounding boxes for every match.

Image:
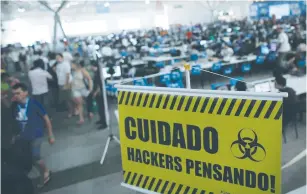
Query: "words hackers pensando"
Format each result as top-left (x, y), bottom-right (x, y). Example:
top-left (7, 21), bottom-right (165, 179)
top-left (123, 117), bottom-right (277, 193)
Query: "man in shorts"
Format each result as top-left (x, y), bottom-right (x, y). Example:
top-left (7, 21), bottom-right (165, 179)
top-left (55, 53), bottom-right (73, 114)
top-left (11, 83), bottom-right (55, 188)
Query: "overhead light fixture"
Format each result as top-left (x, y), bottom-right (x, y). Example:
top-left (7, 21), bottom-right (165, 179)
top-left (145, 0), bottom-right (150, 4)
top-left (18, 7), bottom-right (25, 12)
top-left (104, 2), bottom-right (110, 7)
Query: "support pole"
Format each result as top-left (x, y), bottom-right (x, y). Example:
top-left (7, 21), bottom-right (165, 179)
top-left (53, 14), bottom-right (58, 51)
top-left (55, 14), bottom-right (67, 39)
top-left (184, 63), bottom-right (191, 89)
top-left (38, 0), bottom-right (67, 51)
top-left (97, 57), bottom-right (120, 165)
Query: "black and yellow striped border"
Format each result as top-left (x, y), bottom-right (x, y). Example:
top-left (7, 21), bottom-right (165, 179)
top-left (118, 91), bottom-right (283, 120)
top-left (123, 171), bottom-right (212, 194)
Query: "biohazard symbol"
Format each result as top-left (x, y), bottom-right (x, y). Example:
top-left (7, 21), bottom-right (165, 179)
top-left (230, 128), bottom-right (266, 162)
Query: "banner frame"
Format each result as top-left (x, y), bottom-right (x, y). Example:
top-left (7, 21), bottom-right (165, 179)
top-left (117, 84), bottom-right (285, 194)
top-left (115, 84), bottom-right (288, 101)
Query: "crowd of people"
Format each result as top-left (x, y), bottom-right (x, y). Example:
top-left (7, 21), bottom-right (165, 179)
top-left (1, 47), bottom-right (108, 193)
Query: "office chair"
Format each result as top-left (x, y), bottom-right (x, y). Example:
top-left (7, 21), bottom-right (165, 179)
top-left (208, 61), bottom-right (222, 83)
top-left (190, 54), bottom-right (199, 62)
top-left (267, 52), bottom-right (277, 62)
top-left (241, 63), bottom-right (251, 74)
top-left (255, 55), bottom-right (266, 65)
top-left (297, 59), bottom-right (306, 68)
top-left (170, 71), bottom-right (184, 88)
top-left (211, 62), bottom-right (222, 73)
top-left (191, 64), bottom-right (203, 88)
top-left (223, 65), bottom-right (233, 76)
top-left (171, 70), bottom-right (182, 81)
top-left (191, 65), bottom-right (202, 76)
top-left (199, 52), bottom-right (207, 58)
top-left (155, 61), bottom-right (165, 68)
top-left (229, 77), bottom-right (243, 86)
top-left (120, 51), bottom-right (128, 57)
top-left (160, 74), bottom-right (171, 85)
top-left (133, 78), bottom-right (148, 86)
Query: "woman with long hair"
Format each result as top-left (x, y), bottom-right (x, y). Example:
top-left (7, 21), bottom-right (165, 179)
top-left (71, 60), bottom-right (93, 124)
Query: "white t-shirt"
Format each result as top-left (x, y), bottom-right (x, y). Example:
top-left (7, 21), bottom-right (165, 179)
top-left (10, 51), bottom-right (19, 62)
top-left (221, 47), bottom-right (234, 58)
top-left (56, 61), bottom-right (72, 86)
top-left (28, 68), bottom-right (52, 95)
top-left (63, 51), bottom-right (73, 62)
top-left (101, 46), bottom-right (113, 57)
top-left (39, 56), bottom-right (49, 70)
top-left (278, 32), bottom-right (291, 53)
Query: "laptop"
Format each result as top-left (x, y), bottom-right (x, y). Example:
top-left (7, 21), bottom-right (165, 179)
top-left (254, 82), bottom-right (273, 92)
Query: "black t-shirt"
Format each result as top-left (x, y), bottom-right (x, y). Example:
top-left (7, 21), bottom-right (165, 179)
top-left (93, 71), bottom-right (101, 92)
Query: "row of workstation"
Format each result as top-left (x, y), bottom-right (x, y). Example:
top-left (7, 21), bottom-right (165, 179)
top-left (105, 54), bottom-right (262, 97)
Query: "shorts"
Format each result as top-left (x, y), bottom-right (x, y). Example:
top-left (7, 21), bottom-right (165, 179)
top-left (59, 86), bottom-right (72, 102)
top-left (32, 138), bottom-right (43, 161)
top-left (72, 88), bottom-right (89, 98)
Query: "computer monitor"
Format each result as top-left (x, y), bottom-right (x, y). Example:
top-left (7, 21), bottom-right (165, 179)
top-left (270, 43), bottom-right (277, 52)
top-left (102, 66), bottom-right (121, 79)
top-left (261, 45), bottom-right (269, 55)
top-left (200, 40), bottom-right (207, 46)
top-left (254, 82), bottom-right (272, 92)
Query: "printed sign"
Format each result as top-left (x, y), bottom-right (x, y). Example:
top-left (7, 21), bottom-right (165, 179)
top-left (118, 91), bottom-right (282, 194)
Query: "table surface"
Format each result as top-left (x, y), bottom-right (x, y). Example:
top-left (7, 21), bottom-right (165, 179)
top-left (142, 55), bottom-right (188, 62)
top-left (197, 55), bottom-right (257, 69)
top-left (130, 54), bottom-right (257, 68)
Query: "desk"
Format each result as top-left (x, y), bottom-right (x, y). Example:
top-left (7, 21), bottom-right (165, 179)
top-left (250, 74), bottom-right (306, 95)
top-left (130, 60), bottom-right (145, 67)
top-left (143, 55), bottom-right (188, 63)
top-left (197, 55), bottom-right (257, 69)
top-left (149, 46), bottom-right (182, 53)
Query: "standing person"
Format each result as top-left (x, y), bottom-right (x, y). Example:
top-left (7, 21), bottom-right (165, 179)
top-left (28, 59), bottom-right (52, 113)
top-left (37, 50), bottom-right (49, 71)
top-left (9, 48), bottom-right (21, 72)
top-left (11, 83), bottom-right (55, 188)
top-left (47, 52), bottom-right (59, 107)
top-left (71, 60), bottom-right (93, 124)
top-left (55, 53), bottom-right (73, 114)
top-left (18, 48), bottom-right (27, 73)
top-left (63, 48), bottom-right (73, 63)
top-left (274, 76), bottom-right (297, 129)
top-left (88, 63), bottom-right (107, 130)
top-left (276, 26), bottom-right (291, 72)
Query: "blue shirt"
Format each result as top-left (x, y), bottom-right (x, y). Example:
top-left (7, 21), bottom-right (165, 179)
top-left (13, 98), bottom-right (46, 140)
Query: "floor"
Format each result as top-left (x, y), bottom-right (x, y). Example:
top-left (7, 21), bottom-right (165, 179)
top-left (15, 70), bottom-right (305, 194)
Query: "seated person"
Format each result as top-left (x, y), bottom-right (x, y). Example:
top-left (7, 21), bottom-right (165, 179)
top-left (274, 76), bottom-right (297, 126)
top-left (205, 48), bottom-right (216, 58)
top-left (220, 44), bottom-right (234, 59)
top-left (235, 81), bottom-right (247, 91)
top-left (127, 64), bottom-right (136, 78)
top-left (281, 42), bottom-right (306, 75)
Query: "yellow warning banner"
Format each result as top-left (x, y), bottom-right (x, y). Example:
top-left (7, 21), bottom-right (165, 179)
top-left (118, 91), bottom-right (282, 194)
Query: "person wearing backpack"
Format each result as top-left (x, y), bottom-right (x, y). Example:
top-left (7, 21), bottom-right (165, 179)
top-left (11, 83), bottom-right (55, 188)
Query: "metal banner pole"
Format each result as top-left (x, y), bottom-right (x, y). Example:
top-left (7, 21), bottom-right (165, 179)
top-left (98, 60), bottom-right (120, 165)
top-left (184, 63), bottom-right (191, 89)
